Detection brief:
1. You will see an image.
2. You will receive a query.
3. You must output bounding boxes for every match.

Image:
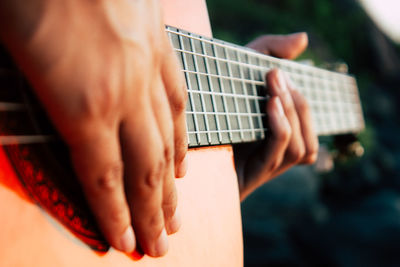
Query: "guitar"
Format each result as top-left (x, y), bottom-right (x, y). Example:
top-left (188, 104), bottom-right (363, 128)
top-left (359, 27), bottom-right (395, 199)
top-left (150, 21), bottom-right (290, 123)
top-left (0, 1), bottom-right (364, 266)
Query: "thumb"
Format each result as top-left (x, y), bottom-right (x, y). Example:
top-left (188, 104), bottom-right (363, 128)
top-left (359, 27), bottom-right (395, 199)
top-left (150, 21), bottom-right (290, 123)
top-left (246, 32), bottom-right (308, 60)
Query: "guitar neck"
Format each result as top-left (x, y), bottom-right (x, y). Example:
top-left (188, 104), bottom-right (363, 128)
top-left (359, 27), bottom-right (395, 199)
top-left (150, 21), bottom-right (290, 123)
top-left (166, 26), bottom-right (365, 148)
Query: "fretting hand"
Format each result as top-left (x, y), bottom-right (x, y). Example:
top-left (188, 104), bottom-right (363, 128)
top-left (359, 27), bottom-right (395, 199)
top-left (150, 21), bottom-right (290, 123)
top-left (235, 33), bottom-right (319, 200)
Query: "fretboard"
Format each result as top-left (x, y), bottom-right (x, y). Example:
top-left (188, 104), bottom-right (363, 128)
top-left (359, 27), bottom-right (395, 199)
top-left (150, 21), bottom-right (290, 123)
top-left (165, 26), bottom-right (365, 148)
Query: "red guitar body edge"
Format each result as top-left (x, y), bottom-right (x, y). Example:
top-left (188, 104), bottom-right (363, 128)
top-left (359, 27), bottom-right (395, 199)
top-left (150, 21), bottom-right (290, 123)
top-left (0, 1), bottom-right (244, 266)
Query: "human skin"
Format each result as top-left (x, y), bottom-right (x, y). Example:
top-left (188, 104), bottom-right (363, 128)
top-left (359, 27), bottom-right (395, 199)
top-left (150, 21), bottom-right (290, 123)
top-left (236, 34), bottom-right (319, 200)
top-left (0, 0), bottom-right (187, 257)
top-left (0, 0), bottom-right (317, 257)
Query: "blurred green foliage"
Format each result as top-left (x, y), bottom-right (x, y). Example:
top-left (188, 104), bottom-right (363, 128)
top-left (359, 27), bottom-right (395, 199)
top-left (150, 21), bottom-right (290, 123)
top-left (208, 0), bottom-right (368, 67)
top-left (207, 0), bottom-right (400, 198)
top-left (207, 0), bottom-right (400, 265)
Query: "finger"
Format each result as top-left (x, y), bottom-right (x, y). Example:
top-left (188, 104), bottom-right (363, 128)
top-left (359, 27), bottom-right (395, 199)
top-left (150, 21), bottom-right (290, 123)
top-left (150, 76), bottom-right (181, 235)
top-left (247, 32), bottom-right (308, 59)
top-left (288, 87), bottom-right (319, 164)
top-left (162, 170), bottom-right (181, 235)
top-left (161, 44), bottom-right (188, 178)
top-left (69, 127), bottom-right (135, 253)
top-left (240, 97), bottom-right (291, 200)
top-left (262, 97), bottom-right (292, 176)
top-left (267, 69), bottom-right (305, 170)
top-left (121, 109), bottom-right (168, 258)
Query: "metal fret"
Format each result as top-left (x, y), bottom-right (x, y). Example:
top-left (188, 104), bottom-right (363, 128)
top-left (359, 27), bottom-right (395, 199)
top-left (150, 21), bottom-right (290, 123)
top-left (337, 76), bottom-right (346, 131)
top-left (169, 26), bottom-right (360, 85)
top-left (237, 52), bottom-right (254, 141)
top-left (249, 57), bottom-right (265, 140)
top-left (186, 89), bottom-right (264, 100)
top-left (225, 47), bottom-right (243, 142)
top-left (181, 70), bottom-right (265, 86)
top-left (331, 72), bottom-right (341, 133)
top-left (188, 34), bottom-right (211, 145)
top-left (199, 39), bottom-right (222, 145)
top-left (176, 32), bottom-right (201, 146)
top-left (314, 72), bottom-right (326, 134)
top-left (311, 71), bottom-right (324, 134)
top-left (165, 26), bottom-right (365, 146)
top-left (214, 44), bottom-right (233, 142)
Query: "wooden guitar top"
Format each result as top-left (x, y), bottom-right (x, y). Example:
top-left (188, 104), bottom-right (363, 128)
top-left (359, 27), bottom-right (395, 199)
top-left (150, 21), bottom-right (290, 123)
top-left (0, 3), bottom-right (244, 266)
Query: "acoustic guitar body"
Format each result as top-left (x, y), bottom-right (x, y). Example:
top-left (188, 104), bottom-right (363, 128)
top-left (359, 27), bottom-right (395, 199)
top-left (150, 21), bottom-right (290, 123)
top-left (0, 1), bottom-right (244, 266)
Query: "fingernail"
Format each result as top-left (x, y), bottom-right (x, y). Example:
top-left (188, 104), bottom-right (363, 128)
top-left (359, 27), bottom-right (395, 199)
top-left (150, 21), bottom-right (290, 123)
top-left (119, 226), bottom-right (136, 253)
top-left (276, 70), bottom-right (288, 92)
top-left (176, 155), bottom-right (188, 178)
top-left (154, 229), bottom-right (169, 257)
top-left (167, 208), bottom-right (182, 234)
top-left (275, 97), bottom-right (285, 117)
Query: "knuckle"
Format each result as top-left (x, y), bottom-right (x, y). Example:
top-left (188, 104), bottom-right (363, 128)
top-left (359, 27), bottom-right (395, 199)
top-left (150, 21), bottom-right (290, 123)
top-left (93, 164), bottom-right (123, 194)
top-left (275, 121), bottom-right (292, 143)
top-left (143, 162), bottom-right (164, 190)
top-left (164, 146), bottom-right (174, 164)
top-left (303, 144), bottom-right (319, 164)
top-left (108, 204), bottom-right (128, 226)
top-left (267, 159), bottom-right (281, 173)
top-left (287, 144), bottom-right (306, 163)
top-left (162, 191), bottom-right (177, 220)
top-left (170, 88), bottom-right (187, 114)
top-left (146, 212), bottom-right (164, 235)
top-left (148, 32), bottom-right (164, 58)
top-left (174, 138), bottom-right (188, 162)
top-left (75, 83), bottom-right (118, 121)
top-left (303, 153), bottom-right (318, 165)
top-left (181, 84), bottom-right (189, 100)
top-left (309, 144), bottom-right (319, 158)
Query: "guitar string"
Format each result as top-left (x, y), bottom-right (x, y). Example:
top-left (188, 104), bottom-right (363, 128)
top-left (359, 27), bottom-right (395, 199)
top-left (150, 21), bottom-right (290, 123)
top-left (0, 98), bottom-right (362, 143)
top-left (178, 52), bottom-right (359, 107)
top-left (175, 48), bottom-right (361, 130)
top-left (213, 40), bottom-right (234, 142)
top-left (169, 29), bottom-right (364, 141)
top-left (0, 30), bottom-right (363, 146)
top-left (0, 135), bottom-right (54, 145)
top-left (201, 38), bottom-right (223, 143)
top-left (0, 102), bottom-right (25, 111)
top-left (236, 48), bottom-right (257, 140)
top-left (175, 47), bottom-right (357, 88)
top-left (166, 27), bottom-right (358, 83)
top-left (187, 128), bottom-right (267, 134)
top-left (187, 90), bottom-right (361, 111)
top-left (0, 120), bottom-right (362, 146)
top-left (190, 34), bottom-right (213, 143)
top-left (225, 44), bottom-right (245, 140)
top-left (183, 69), bottom-right (359, 100)
top-left (3, 101), bottom-right (355, 124)
top-left (168, 26), bottom-right (363, 128)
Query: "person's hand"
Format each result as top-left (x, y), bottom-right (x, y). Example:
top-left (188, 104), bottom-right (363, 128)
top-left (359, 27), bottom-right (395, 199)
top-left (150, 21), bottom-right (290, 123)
top-left (235, 33), bottom-right (319, 200)
top-left (0, 0), bottom-right (187, 257)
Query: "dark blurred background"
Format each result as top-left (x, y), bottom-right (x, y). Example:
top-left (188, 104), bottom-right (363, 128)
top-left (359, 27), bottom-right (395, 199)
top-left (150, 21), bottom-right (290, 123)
top-left (206, 0), bottom-right (400, 266)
